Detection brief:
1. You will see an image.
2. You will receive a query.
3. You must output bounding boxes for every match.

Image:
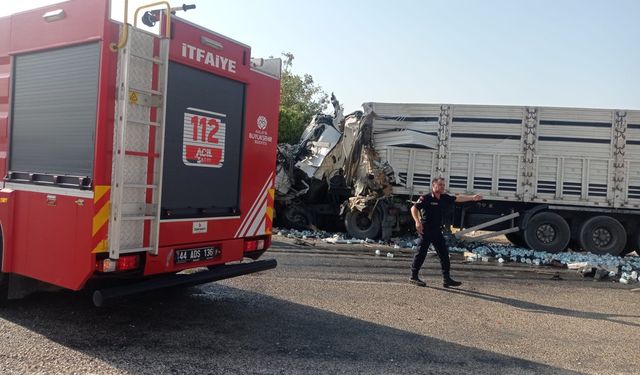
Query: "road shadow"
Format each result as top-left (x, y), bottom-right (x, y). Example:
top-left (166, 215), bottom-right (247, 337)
top-left (0, 285), bottom-right (585, 375)
top-left (440, 287), bottom-right (640, 328)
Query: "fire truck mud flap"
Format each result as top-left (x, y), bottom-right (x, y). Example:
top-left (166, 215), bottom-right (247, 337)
top-left (92, 259), bottom-right (277, 307)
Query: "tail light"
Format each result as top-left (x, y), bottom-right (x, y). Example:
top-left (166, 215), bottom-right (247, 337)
top-left (244, 239), bottom-right (265, 252)
top-left (244, 236), bottom-right (271, 252)
top-left (96, 255), bottom-right (140, 273)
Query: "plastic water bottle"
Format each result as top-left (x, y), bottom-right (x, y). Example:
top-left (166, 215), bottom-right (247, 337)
top-left (620, 272), bottom-right (630, 284)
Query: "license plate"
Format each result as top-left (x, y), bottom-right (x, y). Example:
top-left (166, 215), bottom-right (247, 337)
top-left (174, 246), bottom-right (220, 264)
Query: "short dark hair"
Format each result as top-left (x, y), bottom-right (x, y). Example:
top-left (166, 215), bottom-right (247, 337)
top-left (431, 177), bottom-right (444, 185)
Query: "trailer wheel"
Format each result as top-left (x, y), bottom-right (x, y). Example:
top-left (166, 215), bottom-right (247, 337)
top-left (523, 212), bottom-right (570, 253)
top-left (578, 216), bottom-right (626, 256)
top-left (505, 231), bottom-right (527, 248)
top-left (345, 210), bottom-right (381, 239)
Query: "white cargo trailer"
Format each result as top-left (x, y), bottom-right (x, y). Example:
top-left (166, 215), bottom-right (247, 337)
top-left (363, 102), bottom-right (640, 255)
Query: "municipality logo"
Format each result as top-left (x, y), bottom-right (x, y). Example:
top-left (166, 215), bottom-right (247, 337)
top-left (257, 115), bottom-right (268, 130)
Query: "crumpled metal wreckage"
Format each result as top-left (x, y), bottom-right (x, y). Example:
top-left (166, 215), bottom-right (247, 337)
top-left (274, 95), bottom-right (395, 236)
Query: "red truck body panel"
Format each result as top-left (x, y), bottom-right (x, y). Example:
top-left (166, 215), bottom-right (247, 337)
top-left (0, 0), bottom-right (280, 291)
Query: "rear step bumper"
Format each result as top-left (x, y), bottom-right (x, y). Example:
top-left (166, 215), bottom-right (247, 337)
top-left (92, 259), bottom-right (277, 307)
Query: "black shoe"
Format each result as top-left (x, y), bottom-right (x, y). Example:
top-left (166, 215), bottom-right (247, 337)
top-left (443, 277), bottom-right (462, 288)
top-left (409, 278), bottom-right (426, 287)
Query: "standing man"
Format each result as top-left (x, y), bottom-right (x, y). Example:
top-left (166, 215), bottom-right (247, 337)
top-left (410, 177), bottom-right (482, 287)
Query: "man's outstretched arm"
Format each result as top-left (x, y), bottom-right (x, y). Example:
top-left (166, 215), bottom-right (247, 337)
top-left (455, 194), bottom-right (483, 203)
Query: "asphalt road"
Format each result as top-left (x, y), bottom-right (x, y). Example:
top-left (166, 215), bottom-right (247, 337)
top-left (0, 238), bottom-right (638, 375)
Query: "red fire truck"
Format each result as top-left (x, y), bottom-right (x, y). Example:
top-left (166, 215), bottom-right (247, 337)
top-left (0, 0), bottom-right (281, 306)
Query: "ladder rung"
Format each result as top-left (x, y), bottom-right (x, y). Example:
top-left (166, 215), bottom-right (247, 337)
top-left (127, 119), bottom-right (161, 127)
top-left (130, 86), bottom-right (163, 96)
top-left (130, 53), bottom-right (163, 65)
top-left (124, 151), bottom-right (160, 158)
top-left (124, 184), bottom-right (158, 189)
top-left (118, 246), bottom-right (155, 255)
top-left (121, 215), bottom-right (156, 221)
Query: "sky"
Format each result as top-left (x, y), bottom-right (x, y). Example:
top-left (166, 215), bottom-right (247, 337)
top-left (2, 0), bottom-right (639, 113)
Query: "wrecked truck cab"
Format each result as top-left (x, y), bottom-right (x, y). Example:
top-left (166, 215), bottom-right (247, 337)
top-left (274, 102), bottom-right (355, 232)
top-left (295, 114), bottom-right (343, 179)
top-left (274, 99), bottom-right (399, 239)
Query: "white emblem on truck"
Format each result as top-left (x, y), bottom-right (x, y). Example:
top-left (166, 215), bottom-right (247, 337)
top-left (257, 115), bottom-right (268, 130)
top-left (183, 107), bottom-right (226, 168)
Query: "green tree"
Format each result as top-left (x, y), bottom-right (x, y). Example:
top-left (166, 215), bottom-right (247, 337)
top-left (278, 52), bottom-right (328, 144)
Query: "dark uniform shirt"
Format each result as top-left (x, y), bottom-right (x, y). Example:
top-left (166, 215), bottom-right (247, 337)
top-left (414, 193), bottom-right (456, 231)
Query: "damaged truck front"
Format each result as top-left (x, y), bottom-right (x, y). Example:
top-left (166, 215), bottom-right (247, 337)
top-left (274, 100), bottom-right (399, 237)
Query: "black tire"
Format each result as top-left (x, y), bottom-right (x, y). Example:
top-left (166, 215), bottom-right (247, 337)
top-left (0, 236), bottom-right (8, 307)
top-left (578, 216), bottom-right (626, 256)
top-left (505, 231), bottom-right (527, 248)
top-left (281, 205), bottom-right (313, 230)
top-left (523, 212), bottom-right (570, 253)
top-left (345, 209), bottom-right (381, 239)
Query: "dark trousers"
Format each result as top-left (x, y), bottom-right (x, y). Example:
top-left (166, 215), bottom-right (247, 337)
top-left (411, 228), bottom-right (450, 278)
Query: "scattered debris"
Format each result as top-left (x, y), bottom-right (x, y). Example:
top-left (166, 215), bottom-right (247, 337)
top-left (593, 268), bottom-right (611, 281)
top-left (568, 262), bottom-right (592, 270)
top-left (274, 227), bottom-right (640, 284)
top-left (580, 267), bottom-right (597, 278)
top-left (292, 238), bottom-right (314, 247)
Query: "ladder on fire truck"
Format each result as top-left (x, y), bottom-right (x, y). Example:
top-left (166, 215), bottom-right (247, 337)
top-left (109, 22), bottom-right (169, 260)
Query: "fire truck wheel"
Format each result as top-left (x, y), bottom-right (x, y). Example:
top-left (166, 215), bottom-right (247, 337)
top-left (578, 216), bottom-right (626, 256)
top-left (345, 209), bottom-right (381, 240)
top-left (505, 231), bottom-right (526, 248)
top-left (0, 242), bottom-right (7, 307)
top-left (523, 212), bottom-right (570, 253)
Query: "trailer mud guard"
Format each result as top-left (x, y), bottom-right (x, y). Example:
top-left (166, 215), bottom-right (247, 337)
top-left (92, 259), bottom-right (277, 307)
